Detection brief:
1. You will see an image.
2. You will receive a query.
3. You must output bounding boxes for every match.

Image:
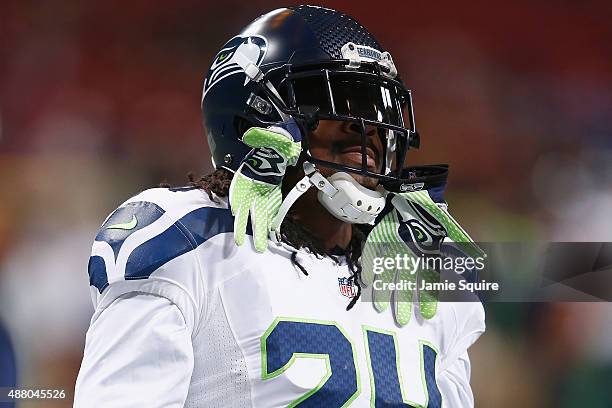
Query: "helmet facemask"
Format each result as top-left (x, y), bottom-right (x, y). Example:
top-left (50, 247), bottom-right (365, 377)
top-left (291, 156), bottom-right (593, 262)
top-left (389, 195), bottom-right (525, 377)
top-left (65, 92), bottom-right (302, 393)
top-left (228, 39), bottom-right (419, 237)
top-left (245, 58), bottom-right (420, 184)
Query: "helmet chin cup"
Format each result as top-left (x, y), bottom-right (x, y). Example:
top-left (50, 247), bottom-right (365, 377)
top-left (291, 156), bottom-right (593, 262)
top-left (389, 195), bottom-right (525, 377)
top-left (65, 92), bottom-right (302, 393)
top-left (317, 172), bottom-right (385, 224)
top-left (269, 163), bottom-right (386, 244)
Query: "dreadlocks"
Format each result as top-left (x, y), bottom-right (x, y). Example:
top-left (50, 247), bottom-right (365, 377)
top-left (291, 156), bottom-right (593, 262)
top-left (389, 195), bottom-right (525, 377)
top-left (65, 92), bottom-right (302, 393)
top-left (186, 168), bottom-right (365, 310)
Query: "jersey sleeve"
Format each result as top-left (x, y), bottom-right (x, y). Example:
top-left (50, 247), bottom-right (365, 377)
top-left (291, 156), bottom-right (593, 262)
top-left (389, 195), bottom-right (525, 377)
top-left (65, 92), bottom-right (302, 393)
top-left (74, 292), bottom-right (194, 407)
top-left (437, 351), bottom-right (475, 407)
top-left (438, 300), bottom-right (485, 377)
top-left (436, 203), bottom-right (486, 370)
top-left (77, 188), bottom-right (235, 406)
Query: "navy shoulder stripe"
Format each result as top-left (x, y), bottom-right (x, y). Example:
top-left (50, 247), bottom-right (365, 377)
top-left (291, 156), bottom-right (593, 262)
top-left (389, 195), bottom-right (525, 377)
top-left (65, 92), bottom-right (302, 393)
top-left (95, 201), bottom-right (165, 259)
top-left (88, 256), bottom-right (109, 293)
top-left (89, 205), bottom-right (234, 293)
top-left (124, 206), bottom-right (233, 281)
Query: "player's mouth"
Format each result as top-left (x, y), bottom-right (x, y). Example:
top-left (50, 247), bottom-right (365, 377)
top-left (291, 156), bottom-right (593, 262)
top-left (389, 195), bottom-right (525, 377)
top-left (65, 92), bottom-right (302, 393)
top-left (340, 145), bottom-right (379, 171)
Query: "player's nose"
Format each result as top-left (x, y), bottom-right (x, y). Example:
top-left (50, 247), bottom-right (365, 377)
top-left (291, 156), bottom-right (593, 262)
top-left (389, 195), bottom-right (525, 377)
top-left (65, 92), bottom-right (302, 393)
top-left (343, 122), bottom-right (378, 138)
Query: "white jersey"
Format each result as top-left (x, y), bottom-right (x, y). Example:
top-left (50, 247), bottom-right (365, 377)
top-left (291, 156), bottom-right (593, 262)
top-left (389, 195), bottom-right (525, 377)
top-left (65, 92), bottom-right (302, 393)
top-left (74, 187), bottom-right (485, 407)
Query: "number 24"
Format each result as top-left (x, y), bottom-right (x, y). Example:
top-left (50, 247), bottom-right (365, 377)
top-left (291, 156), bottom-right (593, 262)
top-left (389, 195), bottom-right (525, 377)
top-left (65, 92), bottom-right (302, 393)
top-left (262, 318), bottom-right (442, 408)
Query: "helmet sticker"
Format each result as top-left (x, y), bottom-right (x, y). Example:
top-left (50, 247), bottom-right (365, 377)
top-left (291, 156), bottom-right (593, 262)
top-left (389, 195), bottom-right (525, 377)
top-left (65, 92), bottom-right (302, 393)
top-left (203, 35), bottom-right (268, 99)
top-left (341, 42), bottom-right (397, 78)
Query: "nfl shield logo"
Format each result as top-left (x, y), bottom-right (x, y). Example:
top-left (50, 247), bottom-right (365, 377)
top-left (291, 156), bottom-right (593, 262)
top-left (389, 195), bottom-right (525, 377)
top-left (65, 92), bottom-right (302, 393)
top-left (338, 277), bottom-right (357, 298)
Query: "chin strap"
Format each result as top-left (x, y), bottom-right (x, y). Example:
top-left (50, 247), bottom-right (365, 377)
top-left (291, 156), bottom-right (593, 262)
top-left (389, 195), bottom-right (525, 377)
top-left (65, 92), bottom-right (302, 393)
top-left (270, 162), bottom-right (338, 244)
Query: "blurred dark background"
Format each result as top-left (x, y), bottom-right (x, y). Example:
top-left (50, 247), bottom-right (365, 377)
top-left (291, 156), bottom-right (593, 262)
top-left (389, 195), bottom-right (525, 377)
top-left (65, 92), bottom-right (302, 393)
top-left (1, 1), bottom-right (611, 406)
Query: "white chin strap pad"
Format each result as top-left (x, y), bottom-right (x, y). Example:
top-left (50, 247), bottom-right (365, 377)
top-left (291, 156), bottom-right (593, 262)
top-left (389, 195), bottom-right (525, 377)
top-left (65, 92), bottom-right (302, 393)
top-left (317, 172), bottom-right (385, 224)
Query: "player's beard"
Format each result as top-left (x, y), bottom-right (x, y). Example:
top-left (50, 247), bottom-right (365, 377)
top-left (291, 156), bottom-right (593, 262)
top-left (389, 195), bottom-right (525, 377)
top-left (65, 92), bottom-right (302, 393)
top-left (317, 166), bottom-right (380, 191)
top-left (349, 173), bottom-right (379, 190)
top-left (331, 144), bottom-right (381, 189)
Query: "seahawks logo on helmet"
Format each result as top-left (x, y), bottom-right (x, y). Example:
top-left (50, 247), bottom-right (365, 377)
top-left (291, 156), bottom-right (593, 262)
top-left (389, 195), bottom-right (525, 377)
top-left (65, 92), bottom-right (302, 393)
top-left (203, 35), bottom-right (268, 98)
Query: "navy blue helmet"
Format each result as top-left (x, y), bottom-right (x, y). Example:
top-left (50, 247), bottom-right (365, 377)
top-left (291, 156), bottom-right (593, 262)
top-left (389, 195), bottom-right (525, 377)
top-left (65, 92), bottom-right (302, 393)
top-left (202, 5), bottom-right (420, 182)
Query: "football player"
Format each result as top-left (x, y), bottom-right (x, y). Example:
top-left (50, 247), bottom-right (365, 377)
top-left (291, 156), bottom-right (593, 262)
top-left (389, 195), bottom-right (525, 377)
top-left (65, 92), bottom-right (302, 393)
top-left (75, 5), bottom-right (485, 407)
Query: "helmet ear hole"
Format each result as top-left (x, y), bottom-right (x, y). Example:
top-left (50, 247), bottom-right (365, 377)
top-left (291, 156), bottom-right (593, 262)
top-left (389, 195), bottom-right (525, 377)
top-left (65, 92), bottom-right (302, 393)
top-left (234, 116), bottom-right (256, 139)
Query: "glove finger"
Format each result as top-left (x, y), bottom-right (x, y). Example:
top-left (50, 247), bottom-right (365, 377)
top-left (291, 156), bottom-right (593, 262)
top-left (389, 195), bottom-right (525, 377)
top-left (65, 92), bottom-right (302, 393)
top-left (394, 268), bottom-right (415, 326)
top-left (418, 268), bottom-right (439, 319)
top-left (243, 128), bottom-right (302, 167)
top-left (251, 196), bottom-right (270, 252)
top-left (361, 237), bottom-right (378, 286)
top-left (365, 213), bottom-right (403, 312)
top-left (228, 173), bottom-right (240, 215)
top-left (373, 267), bottom-right (393, 312)
top-left (361, 239), bottom-right (390, 312)
top-left (395, 298), bottom-right (412, 327)
top-left (372, 244), bottom-right (397, 312)
top-left (362, 213), bottom-right (392, 286)
top-left (229, 171), bottom-right (250, 215)
top-left (252, 199), bottom-right (269, 253)
top-left (233, 206), bottom-right (249, 247)
top-left (243, 127), bottom-right (293, 150)
top-left (374, 244), bottom-right (401, 312)
top-left (230, 172), bottom-right (253, 247)
top-left (252, 185), bottom-right (282, 253)
top-left (242, 127), bottom-right (271, 148)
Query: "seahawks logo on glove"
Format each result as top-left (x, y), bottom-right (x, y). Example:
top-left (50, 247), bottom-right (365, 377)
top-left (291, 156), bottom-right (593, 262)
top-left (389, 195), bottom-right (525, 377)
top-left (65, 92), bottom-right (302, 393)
top-left (397, 198), bottom-right (446, 254)
top-left (243, 147), bottom-right (286, 177)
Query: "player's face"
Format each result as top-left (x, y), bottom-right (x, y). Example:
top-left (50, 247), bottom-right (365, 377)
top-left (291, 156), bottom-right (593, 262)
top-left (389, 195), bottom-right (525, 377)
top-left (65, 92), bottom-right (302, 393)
top-left (308, 120), bottom-right (384, 190)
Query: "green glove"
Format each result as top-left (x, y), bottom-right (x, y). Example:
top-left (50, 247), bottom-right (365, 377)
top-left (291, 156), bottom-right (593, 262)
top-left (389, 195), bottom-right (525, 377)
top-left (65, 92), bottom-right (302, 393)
top-left (362, 190), bottom-right (483, 326)
top-left (229, 120), bottom-right (302, 252)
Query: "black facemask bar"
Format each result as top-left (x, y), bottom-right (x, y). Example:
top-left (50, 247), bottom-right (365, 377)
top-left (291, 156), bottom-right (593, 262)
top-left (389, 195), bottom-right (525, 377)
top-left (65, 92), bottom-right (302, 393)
top-left (247, 60), bottom-right (420, 182)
